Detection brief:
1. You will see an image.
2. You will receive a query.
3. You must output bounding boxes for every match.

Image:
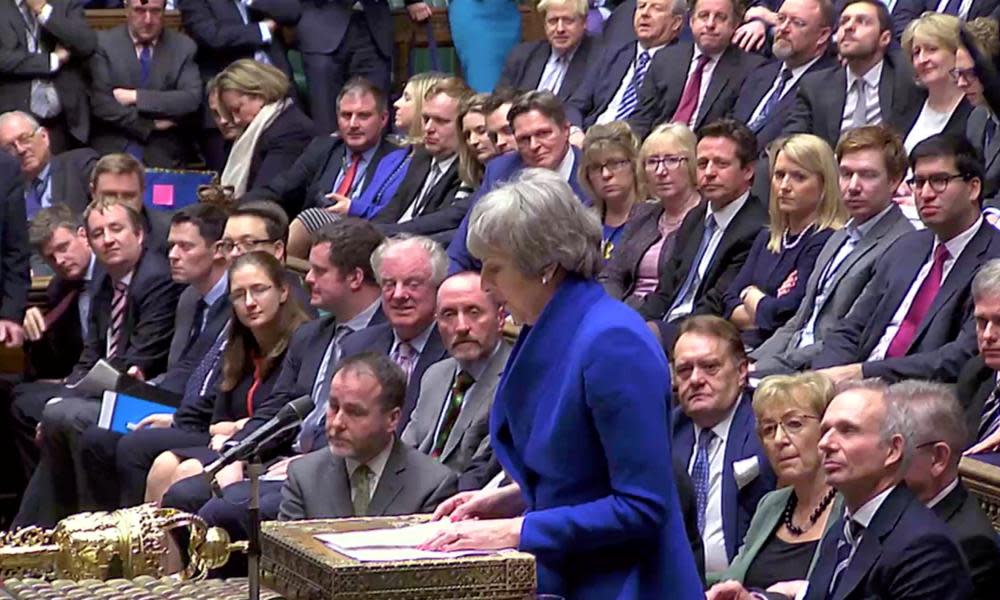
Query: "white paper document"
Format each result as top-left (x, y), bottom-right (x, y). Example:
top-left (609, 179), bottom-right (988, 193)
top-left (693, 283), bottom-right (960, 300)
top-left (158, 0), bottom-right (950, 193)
top-left (315, 521), bottom-right (510, 562)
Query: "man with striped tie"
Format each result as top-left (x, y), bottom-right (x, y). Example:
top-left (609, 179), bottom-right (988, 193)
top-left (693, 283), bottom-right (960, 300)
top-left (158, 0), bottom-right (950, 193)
top-left (957, 259), bottom-right (1000, 455)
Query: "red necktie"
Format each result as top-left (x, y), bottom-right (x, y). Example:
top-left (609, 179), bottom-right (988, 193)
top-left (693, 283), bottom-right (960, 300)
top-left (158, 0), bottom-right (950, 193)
top-left (672, 54), bottom-right (711, 125)
top-left (335, 153), bottom-right (362, 196)
top-left (885, 243), bottom-right (949, 358)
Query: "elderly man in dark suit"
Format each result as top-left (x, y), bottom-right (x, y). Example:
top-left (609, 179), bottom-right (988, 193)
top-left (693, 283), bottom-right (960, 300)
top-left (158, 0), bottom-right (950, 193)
top-left (751, 125), bottom-right (914, 374)
top-left (0, 0), bottom-right (96, 152)
top-left (781, 0), bottom-right (925, 149)
top-left (797, 381), bottom-right (973, 600)
top-left (0, 110), bottom-right (96, 218)
top-left (891, 381), bottom-right (1000, 600)
top-left (955, 259), bottom-right (1000, 454)
top-left (638, 119), bottom-right (767, 349)
top-left (497, 0), bottom-right (597, 102)
top-left (88, 0), bottom-right (201, 168)
top-left (629, 0), bottom-right (765, 139)
top-left (812, 134), bottom-right (1000, 385)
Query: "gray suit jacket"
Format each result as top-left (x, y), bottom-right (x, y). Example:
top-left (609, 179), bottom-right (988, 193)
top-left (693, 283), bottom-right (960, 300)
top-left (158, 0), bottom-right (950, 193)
top-left (277, 438), bottom-right (458, 521)
top-left (968, 106), bottom-right (1000, 208)
top-left (751, 204), bottom-right (914, 374)
top-left (401, 342), bottom-right (511, 473)
top-left (88, 26), bottom-right (202, 168)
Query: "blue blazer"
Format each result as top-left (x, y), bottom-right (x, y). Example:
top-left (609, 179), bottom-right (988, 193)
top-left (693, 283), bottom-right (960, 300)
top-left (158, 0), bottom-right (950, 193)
top-left (491, 277), bottom-right (703, 599)
top-left (564, 39), bottom-right (640, 129)
top-left (671, 393), bottom-right (776, 564)
top-left (349, 147), bottom-right (413, 220)
top-left (813, 222), bottom-right (1000, 382)
top-left (446, 148), bottom-right (592, 274)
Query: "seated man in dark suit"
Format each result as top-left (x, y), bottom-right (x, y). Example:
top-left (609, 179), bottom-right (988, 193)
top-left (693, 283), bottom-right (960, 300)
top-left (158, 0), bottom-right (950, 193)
top-left (448, 91), bottom-right (592, 273)
top-left (497, 0), bottom-right (597, 102)
top-left (812, 134), bottom-right (1000, 384)
top-left (670, 316), bottom-right (776, 578)
top-left (638, 119), bottom-right (767, 349)
top-left (11, 198), bottom-right (184, 527)
top-left (0, 110), bottom-right (97, 218)
top-left (0, 0), bottom-right (96, 152)
top-left (893, 381), bottom-right (1000, 600)
top-left (956, 258), bottom-right (1000, 454)
top-left (893, 0), bottom-right (1000, 41)
top-left (629, 0), bottom-right (765, 139)
top-left (751, 125), bottom-right (915, 374)
top-left (565, 0), bottom-right (686, 132)
top-left (793, 380), bottom-right (973, 600)
top-left (402, 271), bottom-right (512, 475)
top-left (781, 0), bottom-right (925, 149)
top-left (88, 0), bottom-right (202, 168)
top-left (89, 153), bottom-right (171, 254)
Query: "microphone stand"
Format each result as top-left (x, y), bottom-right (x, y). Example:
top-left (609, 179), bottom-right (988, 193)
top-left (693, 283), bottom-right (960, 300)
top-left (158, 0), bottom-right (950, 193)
top-left (247, 453), bottom-right (263, 600)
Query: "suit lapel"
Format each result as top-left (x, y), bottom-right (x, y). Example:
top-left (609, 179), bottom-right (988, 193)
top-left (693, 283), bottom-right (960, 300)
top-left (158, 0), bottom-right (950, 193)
top-left (329, 458), bottom-right (356, 517)
top-left (829, 69), bottom-right (849, 143)
top-left (394, 150), bottom-right (433, 215)
top-left (525, 43), bottom-right (548, 91)
top-left (696, 48), bottom-right (737, 128)
top-left (168, 289), bottom-right (198, 366)
top-left (721, 397), bottom-right (754, 561)
top-left (118, 28), bottom-right (143, 87)
top-left (740, 62), bottom-right (779, 124)
top-left (834, 487), bottom-right (911, 600)
top-left (416, 160), bottom-right (458, 216)
top-left (878, 61), bottom-right (896, 127)
top-left (440, 344), bottom-right (508, 461)
top-left (368, 441), bottom-right (405, 516)
top-left (930, 483), bottom-right (966, 523)
top-left (317, 141), bottom-right (347, 197)
top-left (561, 40), bottom-right (591, 100)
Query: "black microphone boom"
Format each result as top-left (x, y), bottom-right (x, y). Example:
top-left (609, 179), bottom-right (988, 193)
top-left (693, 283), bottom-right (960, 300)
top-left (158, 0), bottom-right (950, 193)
top-left (204, 395), bottom-right (314, 478)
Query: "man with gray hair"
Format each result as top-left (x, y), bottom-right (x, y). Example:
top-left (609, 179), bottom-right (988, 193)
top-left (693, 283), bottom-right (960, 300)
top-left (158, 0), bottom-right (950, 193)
top-left (892, 381), bottom-right (1000, 600)
top-left (340, 234), bottom-right (450, 433)
top-left (959, 258), bottom-right (1000, 455)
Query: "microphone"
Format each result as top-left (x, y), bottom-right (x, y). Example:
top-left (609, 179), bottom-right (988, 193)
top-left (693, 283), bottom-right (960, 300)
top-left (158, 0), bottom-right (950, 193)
top-left (204, 395), bottom-right (314, 479)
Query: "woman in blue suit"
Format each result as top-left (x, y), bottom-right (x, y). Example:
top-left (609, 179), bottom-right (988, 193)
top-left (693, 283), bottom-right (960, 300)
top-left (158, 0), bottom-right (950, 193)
top-left (423, 168), bottom-right (703, 599)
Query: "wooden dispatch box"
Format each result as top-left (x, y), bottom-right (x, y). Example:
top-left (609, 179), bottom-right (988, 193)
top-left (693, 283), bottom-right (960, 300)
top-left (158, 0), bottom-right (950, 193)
top-left (260, 516), bottom-right (537, 600)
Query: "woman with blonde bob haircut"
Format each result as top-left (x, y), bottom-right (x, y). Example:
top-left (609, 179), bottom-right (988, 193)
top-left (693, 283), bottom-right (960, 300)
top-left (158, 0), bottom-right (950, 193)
top-left (578, 121), bottom-right (642, 263)
top-left (599, 122), bottom-right (701, 306)
top-left (723, 134), bottom-right (845, 348)
top-left (706, 372), bottom-right (842, 597)
top-left (215, 59), bottom-right (315, 197)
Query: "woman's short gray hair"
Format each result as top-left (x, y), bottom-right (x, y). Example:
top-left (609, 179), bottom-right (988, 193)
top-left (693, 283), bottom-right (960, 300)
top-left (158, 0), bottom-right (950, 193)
top-left (467, 168), bottom-right (603, 279)
top-left (370, 234), bottom-right (448, 287)
top-left (972, 258), bottom-right (1000, 302)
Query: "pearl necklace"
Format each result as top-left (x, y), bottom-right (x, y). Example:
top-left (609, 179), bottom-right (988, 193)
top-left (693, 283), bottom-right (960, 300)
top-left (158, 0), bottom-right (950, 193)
top-left (782, 223), bottom-right (814, 250)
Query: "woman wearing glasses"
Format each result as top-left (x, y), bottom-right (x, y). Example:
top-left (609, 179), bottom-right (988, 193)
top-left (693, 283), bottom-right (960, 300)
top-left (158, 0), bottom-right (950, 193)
top-left (578, 122), bottom-right (640, 263)
top-left (143, 251), bottom-right (311, 505)
top-left (706, 372), bottom-right (842, 599)
top-left (599, 123), bottom-right (701, 307)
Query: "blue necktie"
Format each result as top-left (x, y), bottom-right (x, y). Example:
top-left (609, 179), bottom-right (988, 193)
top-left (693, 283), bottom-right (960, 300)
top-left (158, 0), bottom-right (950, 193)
top-left (24, 177), bottom-right (44, 219)
top-left (614, 50), bottom-right (651, 121)
top-left (748, 67), bottom-right (793, 132)
top-left (692, 428), bottom-right (715, 534)
top-left (829, 518), bottom-right (863, 597)
top-left (179, 326), bottom-right (228, 407)
top-left (668, 215), bottom-right (718, 317)
top-left (296, 325), bottom-right (352, 453)
top-left (139, 45), bottom-right (152, 86)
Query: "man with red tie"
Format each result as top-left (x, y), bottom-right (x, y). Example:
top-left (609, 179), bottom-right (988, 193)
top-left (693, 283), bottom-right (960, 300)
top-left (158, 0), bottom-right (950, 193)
top-left (813, 133), bottom-right (1000, 384)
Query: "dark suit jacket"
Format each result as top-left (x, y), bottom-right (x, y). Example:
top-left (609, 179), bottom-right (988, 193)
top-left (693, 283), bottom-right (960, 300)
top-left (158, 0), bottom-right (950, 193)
top-left (782, 51), bottom-right (925, 149)
top-left (968, 107), bottom-right (1000, 207)
top-left (156, 284), bottom-right (232, 394)
top-left (803, 485), bottom-right (973, 600)
top-left (24, 274), bottom-right (86, 379)
top-left (278, 438), bottom-right (458, 521)
top-left (49, 148), bottom-right (97, 215)
top-left (672, 394), bottom-right (777, 563)
top-left (956, 355), bottom-right (996, 449)
top-left (71, 249), bottom-right (185, 382)
top-left (564, 39), bottom-right (649, 129)
top-left (730, 54), bottom-right (837, 150)
top-left (497, 36), bottom-right (598, 102)
top-left (88, 26), bottom-right (202, 168)
top-left (629, 42), bottom-right (765, 139)
top-left (637, 196), bottom-right (767, 336)
top-left (339, 322), bottom-right (449, 434)
top-left (371, 148), bottom-right (463, 227)
top-left (297, 0), bottom-right (396, 58)
top-left (600, 0), bottom-right (637, 50)
top-left (245, 135), bottom-right (396, 218)
top-left (0, 0), bottom-right (96, 144)
top-left (0, 152), bottom-right (29, 323)
top-left (932, 482), bottom-right (1000, 600)
top-left (246, 101), bottom-right (316, 194)
top-left (893, 0), bottom-right (1000, 41)
top-left (813, 222), bottom-right (1000, 382)
top-left (598, 201), bottom-right (679, 307)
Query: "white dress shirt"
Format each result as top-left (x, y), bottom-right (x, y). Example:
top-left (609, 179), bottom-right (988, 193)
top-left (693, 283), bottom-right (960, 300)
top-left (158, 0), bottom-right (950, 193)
top-left (842, 60), bottom-right (885, 132)
top-left (537, 45), bottom-right (578, 94)
top-left (688, 400), bottom-right (739, 574)
top-left (595, 42), bottom-right (667, 125)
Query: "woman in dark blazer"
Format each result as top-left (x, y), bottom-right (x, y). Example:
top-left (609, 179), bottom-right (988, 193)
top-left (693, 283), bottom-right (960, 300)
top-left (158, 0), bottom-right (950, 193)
top-left (143, 251), bottom-right (311, 504)
top-left (599, 122), bottom-right (701, 307)
top-left (723, 134), bottom-right (845, 349)
top-left (215, 59), bottom-right (315, 197)
top-left (423, 169), bottom-right (703, 598)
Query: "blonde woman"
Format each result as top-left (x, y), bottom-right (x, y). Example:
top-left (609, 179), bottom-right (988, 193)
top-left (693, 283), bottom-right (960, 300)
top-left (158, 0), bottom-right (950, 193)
top-left (393, 71), bottom-right (448, 143)
top-left (723, 134), bottom-right (846, 348)
top-left (215, 59), bottom-right (315, 197)
top-left (599, 122), bottom-right (701, 307)
top-left (456, 94), bottom-right (499, 187)
top-left (578, 121), bottom-right (641, 262)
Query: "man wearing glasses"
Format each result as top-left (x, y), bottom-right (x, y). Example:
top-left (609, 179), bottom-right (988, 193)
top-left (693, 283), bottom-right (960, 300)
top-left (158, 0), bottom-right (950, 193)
top-left (955, 28), bottom-right (1000, 207)
top-left (812, 133), bottom-right (1000, 384)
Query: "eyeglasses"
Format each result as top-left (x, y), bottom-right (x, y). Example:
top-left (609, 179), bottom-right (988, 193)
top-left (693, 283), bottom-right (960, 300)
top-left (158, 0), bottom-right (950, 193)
top-left (949, 67), bottom-right (978, 83)
top-left (915, 439), bottom-right (944, 450)
top-left (1, 127), bottom-right (40, 153)
top-left (756, 414), bottom-right (820, 440)
top-left (774, 13), bottom-right (808, 29)
top-left (220, 238), bottom-right (275, 253)
top-left (644, 155), bottom-right (688, 171)
top-left (587, 158), bottom-right (632, 176)
top-left (906, 173), bottom-right (968, 194)
top-left (229, 283), bottom-right (275, 305)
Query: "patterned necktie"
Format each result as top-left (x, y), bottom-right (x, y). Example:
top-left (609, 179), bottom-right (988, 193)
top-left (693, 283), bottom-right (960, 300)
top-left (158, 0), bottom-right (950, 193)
top-left (139, 45), bottom-right (152, 87)
top-left (885, 244), bottom-right (949, 358)
top-left (335, 153), bottom-right (362, 197)
top-left (668, 215), bottom-right (718, 317)
top-left (185, 299), bottom-right (207, 355)
top-left (351, 464), bottom-right (372, 517)
top-left (851, 77), bottom-right (868, 129)
top-left (614, 50), bottom-right (651, 121)
top-left (829, 518), bottom-right (863, 596)
top-left (748, 67), bottom-right (793, 132)
top-left (106, 281), bottom-right (129, 360)
top-left (672, 54), bottom-right (711, 125)
top-left (180, 326), bottom-right (228, 406)
top-left (978, 382), bottom-right (1000, 441)
top-left (692, 428), bottom-right (715, 534)
top-left (431, 370), bottom-right (475, 459)
top-left (24, 177), bottom-right (45, 220)
top-left (392, 341), bottom-right (417, 383)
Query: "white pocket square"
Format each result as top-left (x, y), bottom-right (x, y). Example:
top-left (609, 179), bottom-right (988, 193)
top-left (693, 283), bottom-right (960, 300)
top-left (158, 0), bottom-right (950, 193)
top-left (733, 456), bottom-right (760, 490)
